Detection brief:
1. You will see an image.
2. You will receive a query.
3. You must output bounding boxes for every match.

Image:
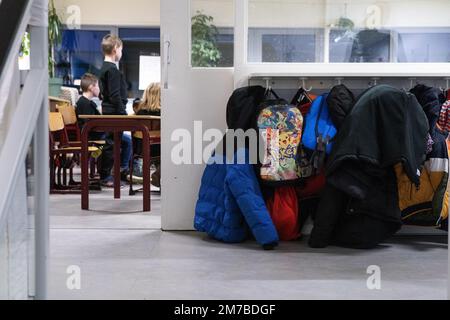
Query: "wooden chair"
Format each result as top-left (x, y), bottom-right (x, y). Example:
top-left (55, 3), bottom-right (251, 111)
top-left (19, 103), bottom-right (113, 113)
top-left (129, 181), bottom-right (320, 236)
top-left (49, 112), bottom-right (100, 194)
top-left (56, 104), bottom-right (80, 141)
top-left (55, 104), bottom-right (105, 179)
top-left (49, 96), bottom-right (71, 112)
top-left (129, 130), bottom-right (161, 195)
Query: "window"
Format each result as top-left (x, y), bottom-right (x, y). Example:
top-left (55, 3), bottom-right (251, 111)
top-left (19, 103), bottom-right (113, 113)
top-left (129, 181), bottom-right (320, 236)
top-left (119, 28), bottom-right (161, 97)
top-left (248, 28), bottom-right (323, 63)
top-left (191, 0), bottom-right (234, 67)
top-left (248, 0), bottom-right (325, 63)
top-left (216, 27), bottom-right (234, 67)
top-left (247, 0), bottom-right (450, 64)
top-left (397, 28), bottom-right (450, 63)
top-left (329, 28), bottom-right (391, 63)
top-left (55, 27), bottom-right (161, 97)
top-left (56, 29), bottom-right (110, 83)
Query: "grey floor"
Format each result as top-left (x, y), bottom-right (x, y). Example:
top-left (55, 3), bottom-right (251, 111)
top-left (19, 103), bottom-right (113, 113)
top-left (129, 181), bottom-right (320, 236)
top-left (48, 187), bottom-right (449, 300)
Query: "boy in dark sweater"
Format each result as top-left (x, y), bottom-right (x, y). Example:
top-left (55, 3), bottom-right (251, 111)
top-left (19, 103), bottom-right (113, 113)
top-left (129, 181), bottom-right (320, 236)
top-left (99, 35), bottom-right (128, 116)
top-left (75, 73), bottom-right (133, 184)
top-left (75, 73), bottom-right (103, 141)
top-left (98, 35), bottom-right (132, 187)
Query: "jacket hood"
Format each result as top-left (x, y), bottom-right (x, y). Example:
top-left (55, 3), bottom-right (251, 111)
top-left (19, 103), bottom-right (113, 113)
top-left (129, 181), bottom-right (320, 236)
top-left (226, 85), bottom-right (266, 130)
top-left (327, 85), bottom-right (429, 187)
top-left (410, 84), bottom-right (446, 131)
top-left (327, 84), bottom-right (356, 129)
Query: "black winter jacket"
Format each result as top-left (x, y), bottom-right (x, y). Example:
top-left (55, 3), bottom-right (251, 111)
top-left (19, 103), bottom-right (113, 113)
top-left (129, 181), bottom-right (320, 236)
top-left (327, 85), bottom-right (428, 187)
top-left (327, 84), bottom-right (356, 129)
top-left (226, 85), bottom-right (266, 130)
top-left (310, 85), bottom-right (429, 249)
top-left (218, 85), bottom-right (266, 157)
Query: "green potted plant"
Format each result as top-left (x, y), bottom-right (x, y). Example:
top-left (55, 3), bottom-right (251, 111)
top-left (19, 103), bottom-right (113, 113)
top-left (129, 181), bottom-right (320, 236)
top-left (48, 0), bottom-right (63, 97)
top-left (19, 32), bottom-right (30, 58)
top-left (191, 11), bottom-right (221, 67)
top-left (18, 32), bottom-right (30, 70)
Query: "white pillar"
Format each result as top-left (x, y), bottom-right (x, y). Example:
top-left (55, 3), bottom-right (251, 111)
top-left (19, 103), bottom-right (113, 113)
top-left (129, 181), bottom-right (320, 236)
top-left (30, 0), bottom-right (49, 300)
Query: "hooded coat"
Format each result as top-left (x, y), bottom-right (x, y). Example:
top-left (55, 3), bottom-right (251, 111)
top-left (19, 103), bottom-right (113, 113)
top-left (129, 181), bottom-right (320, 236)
top-left (310, 85), bottom-right (429, 249)
top-left (327, 84), bottom-right (356, 129)
top-left (394, 85), bottom-right (449, 228)
top-left (194, 86), bottom-right (279, 248)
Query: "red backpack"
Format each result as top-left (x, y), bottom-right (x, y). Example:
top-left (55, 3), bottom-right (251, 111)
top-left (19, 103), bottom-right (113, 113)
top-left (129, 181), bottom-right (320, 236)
top-left (265, 186), bottom-right (300, 241)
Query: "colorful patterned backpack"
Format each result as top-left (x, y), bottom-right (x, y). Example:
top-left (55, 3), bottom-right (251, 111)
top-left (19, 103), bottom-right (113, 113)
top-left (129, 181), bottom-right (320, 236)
top-left (257, 96), bottom-right (304, 186)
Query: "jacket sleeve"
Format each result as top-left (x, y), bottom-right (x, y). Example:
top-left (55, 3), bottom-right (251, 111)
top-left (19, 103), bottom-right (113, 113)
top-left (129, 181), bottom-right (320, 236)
top-left (226, 160), bottom-right (279, 246)
top-left (107, 69), bottom-right (126, 113)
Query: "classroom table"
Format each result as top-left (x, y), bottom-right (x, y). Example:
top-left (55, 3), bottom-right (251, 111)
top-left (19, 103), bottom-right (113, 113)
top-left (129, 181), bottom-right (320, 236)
top-left (79, 115), bottom-right (161, 212)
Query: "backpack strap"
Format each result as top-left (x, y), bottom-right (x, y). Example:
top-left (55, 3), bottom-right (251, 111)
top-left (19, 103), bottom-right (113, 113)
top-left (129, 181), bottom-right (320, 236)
top-left (271, 88), bottom-right (281, 100)
top-left (265, 88), bottom-right (281, 100)
top-left (311, 95), bottom-right (330, 173)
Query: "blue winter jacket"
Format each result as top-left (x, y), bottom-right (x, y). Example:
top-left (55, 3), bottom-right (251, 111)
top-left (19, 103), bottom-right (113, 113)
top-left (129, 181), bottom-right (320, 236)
top-left (194, 149), bottom-right (279, 246)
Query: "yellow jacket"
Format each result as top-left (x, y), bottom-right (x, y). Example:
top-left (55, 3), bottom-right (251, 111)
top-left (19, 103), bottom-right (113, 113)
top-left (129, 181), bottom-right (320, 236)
top-left (395, 157), bottom-right (449, 226)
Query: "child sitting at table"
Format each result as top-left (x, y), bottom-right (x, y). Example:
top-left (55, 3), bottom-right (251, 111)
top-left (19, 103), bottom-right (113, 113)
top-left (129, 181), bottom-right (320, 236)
top-left (75, 73), bottom-right (133, 186)
top-left (132, 83), bottom-right (161, 188)
top-left (75, 73), bottom-right (103, 140)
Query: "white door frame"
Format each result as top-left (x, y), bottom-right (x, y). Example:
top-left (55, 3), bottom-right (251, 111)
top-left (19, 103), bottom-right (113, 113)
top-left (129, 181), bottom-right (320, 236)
top-left (160, 0), bottom-right (234, 230)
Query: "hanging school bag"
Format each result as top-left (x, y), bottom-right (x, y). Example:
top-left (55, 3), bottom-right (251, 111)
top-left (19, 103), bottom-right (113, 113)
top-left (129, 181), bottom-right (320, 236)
top-left (257, 89), bottom-right (304, 186)
top-left (300, 93), bottom-right (337, 175)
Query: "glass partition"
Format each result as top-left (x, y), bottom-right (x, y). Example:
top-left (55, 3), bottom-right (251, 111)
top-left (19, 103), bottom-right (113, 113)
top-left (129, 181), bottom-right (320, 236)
top-left (397, 28), bottom-right (450, 63)
top-left (191, 0), bottom-right (234, 67)
top-left (248, 0), bottom-right (450, 63)
top-left (56, 29), bottom-right (110, 83)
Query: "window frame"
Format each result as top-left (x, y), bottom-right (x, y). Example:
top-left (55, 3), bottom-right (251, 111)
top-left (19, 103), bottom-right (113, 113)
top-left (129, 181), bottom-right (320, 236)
top-left (189, 0), bottom-right (236, 69)
top-left (248, 27), bottom-right (324, 63)
top-left (235, 0), bottom-right (450, 82)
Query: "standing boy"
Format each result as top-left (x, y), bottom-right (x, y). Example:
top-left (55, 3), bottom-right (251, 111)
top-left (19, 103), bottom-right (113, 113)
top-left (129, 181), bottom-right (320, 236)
top-left (98, 35), bottom-right (131, 187)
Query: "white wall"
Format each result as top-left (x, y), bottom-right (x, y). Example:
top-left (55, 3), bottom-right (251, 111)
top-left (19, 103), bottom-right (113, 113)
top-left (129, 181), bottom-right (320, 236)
top-left (193, 0), bottom-right (450, 29)
top-left (325, 0), bottom-right (450, 28)
top-left (248, 0), bottom-right (326, 28)
top-left (53, 0), bottom-right (160, 26)
top-left (247, 0), bottom-right (450, 28)
top-left (191, 0), bottom-right (234, 27)
top-left (53, 0), bottom-right (450, 29)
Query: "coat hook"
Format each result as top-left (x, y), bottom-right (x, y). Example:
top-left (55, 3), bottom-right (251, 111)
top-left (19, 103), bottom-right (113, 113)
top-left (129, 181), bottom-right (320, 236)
top-left (369, 77), bottom-right (380, 88)
top-left (441, 78), bottom-right (450, 93)
top-left (263, 77), bottom-right (272, 90)
top-left (403, 78), bottom-right (416, 92)
top-left (409, 77), bottom-right (416, 90)
top-left (335, 77), bottom-right (343, 85)
top-left (299, 77), bottom-right (313, 92)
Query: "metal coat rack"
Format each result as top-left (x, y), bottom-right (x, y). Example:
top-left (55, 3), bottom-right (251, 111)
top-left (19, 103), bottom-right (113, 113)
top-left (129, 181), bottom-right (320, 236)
top-left (249, 75), bottom-right (450, 93)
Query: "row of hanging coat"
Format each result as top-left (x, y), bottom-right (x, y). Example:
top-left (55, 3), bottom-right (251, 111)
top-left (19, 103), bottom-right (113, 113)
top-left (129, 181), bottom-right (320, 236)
top-left (297, 83), bottom-right (449, 249)
top-left (194, 81), bottom-right (450, 250)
